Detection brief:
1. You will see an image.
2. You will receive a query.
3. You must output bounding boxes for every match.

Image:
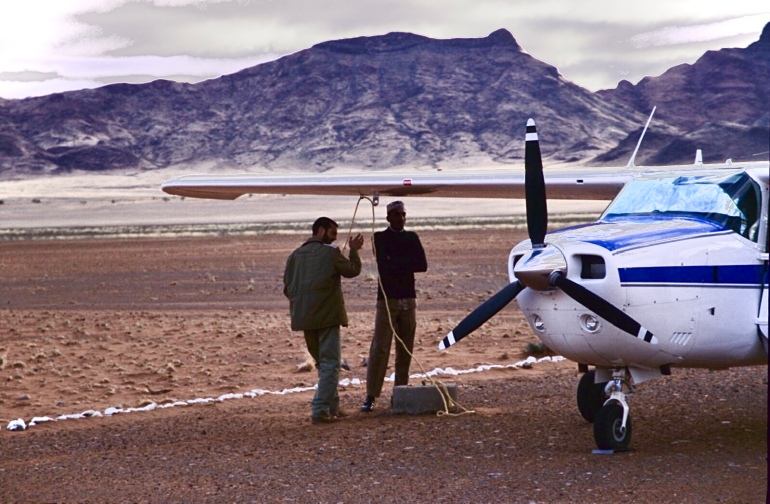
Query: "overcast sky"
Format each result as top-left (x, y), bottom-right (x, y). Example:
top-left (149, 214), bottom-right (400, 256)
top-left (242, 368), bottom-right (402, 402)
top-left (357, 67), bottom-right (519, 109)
top-left (1, 1), bottom-right (767, 100)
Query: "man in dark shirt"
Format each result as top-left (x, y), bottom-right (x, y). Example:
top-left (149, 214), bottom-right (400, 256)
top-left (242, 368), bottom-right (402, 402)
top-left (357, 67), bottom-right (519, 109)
top-left (361, 201), bottom-right (428, 412)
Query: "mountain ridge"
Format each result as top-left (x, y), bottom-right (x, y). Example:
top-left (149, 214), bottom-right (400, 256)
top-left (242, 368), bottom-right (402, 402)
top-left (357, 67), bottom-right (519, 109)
top-left (1, 25), bottom-right (767, 179)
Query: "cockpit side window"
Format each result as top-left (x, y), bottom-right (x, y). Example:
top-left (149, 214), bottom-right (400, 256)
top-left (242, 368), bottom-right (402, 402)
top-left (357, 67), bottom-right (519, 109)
top-left (729, 176), bottom-right (760, 241)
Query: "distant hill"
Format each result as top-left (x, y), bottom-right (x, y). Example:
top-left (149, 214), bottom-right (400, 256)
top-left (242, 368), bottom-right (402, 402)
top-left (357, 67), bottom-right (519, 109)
top-left (596, 22), bottom-right (770, 165)
top-left (1, 24), bottom-right (768, 178)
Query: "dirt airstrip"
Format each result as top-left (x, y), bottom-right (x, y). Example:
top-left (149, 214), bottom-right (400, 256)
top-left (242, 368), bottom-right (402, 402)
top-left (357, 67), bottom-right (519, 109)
top-left (0, 225), bottom-right (766, 503)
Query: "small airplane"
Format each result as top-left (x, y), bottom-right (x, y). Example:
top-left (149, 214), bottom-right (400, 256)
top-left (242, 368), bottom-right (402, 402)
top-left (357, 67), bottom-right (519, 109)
top-left (161, 116), bottom-right (769, 451)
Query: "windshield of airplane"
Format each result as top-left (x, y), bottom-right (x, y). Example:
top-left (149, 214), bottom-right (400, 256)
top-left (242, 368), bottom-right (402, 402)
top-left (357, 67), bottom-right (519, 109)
top-left (602, 170), bottom-right (761, 240)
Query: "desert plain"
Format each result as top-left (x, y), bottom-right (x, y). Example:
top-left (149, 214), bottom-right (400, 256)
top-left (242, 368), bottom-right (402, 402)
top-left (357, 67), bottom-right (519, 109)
top-left (0, 186), bottom-right (766, 503)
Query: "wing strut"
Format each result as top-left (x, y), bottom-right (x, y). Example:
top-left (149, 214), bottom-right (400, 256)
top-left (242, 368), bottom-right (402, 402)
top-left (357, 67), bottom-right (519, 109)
top-left (626, 106), bottom-right (656, 168)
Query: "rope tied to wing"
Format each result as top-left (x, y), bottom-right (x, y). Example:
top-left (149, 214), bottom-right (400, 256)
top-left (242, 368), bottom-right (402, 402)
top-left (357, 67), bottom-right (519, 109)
top-left (343, 196), bottom-right (474, 417)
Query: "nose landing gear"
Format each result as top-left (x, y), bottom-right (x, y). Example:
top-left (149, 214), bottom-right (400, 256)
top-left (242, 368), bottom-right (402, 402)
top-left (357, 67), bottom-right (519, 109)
top-left (592, 368), bottom-right (634, 451)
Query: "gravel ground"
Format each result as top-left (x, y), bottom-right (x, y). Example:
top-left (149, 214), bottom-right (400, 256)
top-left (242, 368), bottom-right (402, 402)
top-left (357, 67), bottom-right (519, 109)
top-left (1, 227), bottom-right (766, 503)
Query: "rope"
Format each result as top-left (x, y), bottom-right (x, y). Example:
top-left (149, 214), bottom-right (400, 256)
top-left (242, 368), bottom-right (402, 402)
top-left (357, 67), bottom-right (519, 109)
top-left (344, 196), bottom-right (474, 417)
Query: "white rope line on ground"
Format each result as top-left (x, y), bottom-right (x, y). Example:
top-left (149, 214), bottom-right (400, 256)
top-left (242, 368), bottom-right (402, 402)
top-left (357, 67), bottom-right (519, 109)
top-left (4, 356), bottom-right (564, 431)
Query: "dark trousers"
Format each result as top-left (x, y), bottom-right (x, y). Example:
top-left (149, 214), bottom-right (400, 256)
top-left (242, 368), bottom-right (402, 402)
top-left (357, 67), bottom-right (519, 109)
top-left (366, 298), bottom-right (416, 397)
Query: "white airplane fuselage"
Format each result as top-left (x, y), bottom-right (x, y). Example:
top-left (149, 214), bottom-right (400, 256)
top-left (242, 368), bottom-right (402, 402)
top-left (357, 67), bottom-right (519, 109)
top-left (508, 168), bottom-right (769, 383)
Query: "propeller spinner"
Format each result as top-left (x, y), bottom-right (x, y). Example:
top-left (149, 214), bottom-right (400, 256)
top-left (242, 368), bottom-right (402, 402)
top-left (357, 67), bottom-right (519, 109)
top-left (438, 119), bottom-right (657, 351)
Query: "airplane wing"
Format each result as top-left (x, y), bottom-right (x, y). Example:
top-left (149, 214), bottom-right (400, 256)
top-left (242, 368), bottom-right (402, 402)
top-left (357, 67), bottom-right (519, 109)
top-left (160, 167), bottom-right (633, 201)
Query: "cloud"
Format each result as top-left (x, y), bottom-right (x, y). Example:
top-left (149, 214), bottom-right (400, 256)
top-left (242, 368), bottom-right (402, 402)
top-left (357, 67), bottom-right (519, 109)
top-left (0, 53), bottom-right (279, 99)
top-left (630, 14), bottom-right (769, 48)
top-left (0, 71), bottom-right (60, 83)
top-left (46, 54), bottom-right (280, 79)
top-left (0, 2), bottom-right (767, 98)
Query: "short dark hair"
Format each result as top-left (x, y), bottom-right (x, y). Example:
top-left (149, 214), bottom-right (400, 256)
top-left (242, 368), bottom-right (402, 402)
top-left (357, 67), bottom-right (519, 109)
top-left (312, 216), bottom-right (338, 235)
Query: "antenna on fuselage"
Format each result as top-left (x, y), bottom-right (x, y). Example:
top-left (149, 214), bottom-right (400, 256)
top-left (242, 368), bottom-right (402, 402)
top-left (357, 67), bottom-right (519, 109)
top-left (626, 106), bottom-right (656, 168)
top-left (694, 149), bottom-right (703, 166)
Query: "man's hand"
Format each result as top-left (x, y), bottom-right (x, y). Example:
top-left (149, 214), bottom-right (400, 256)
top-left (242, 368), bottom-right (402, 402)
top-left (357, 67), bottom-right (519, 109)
top-left (348, 233), bottom-right (364, 251)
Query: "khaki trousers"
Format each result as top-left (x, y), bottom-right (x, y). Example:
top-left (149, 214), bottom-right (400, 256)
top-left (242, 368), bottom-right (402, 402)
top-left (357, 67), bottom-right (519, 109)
top-left (304, 326), bottom-right (341, 417)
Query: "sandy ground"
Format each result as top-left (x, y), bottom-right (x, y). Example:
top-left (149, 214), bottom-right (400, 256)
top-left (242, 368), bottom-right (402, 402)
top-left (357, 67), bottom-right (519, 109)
top-left (0, 193), bottom-right (767, 502)
top-left (1, 227), bottom-right (766, 503)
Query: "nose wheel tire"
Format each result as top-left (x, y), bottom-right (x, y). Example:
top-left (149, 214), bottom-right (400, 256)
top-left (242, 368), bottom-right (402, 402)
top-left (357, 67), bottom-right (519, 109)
top-left (577, 370), bottom-right (607, 423)
top-left (593, 401), bottom-right (632, 450)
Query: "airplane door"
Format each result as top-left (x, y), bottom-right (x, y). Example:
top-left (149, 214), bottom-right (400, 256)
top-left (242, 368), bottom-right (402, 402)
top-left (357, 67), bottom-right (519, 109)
top-left (758, 178), bottom-right (769, 354)
top-left (758, 255), bottom-right (769, 354)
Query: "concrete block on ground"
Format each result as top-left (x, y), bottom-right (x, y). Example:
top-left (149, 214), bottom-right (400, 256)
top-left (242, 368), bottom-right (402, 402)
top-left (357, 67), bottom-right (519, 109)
top-left (391, 383), bottom-right (459, 415)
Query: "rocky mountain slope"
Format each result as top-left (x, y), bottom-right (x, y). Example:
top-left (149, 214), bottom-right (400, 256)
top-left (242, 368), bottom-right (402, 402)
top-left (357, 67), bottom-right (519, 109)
top-left (596, 22), bottom-right (770, 165)
top-left (0, 24), bottom-right (767, 178)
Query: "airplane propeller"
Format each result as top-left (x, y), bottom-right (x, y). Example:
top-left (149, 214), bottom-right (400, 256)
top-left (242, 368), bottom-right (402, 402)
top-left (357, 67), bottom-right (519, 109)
top-left (524, 118), bottom-right (547, 247)
top-left (439, 118), bottom-right (657, 351)
top-left (438, 280), bottom-right (525, 350)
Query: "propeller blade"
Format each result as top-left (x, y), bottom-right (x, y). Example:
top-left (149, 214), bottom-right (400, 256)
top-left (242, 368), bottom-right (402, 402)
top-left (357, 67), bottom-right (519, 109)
top-left (550, 273), bottom-right (658, 344)
top-left (439, 280), bottom-right (525, 350)
top-left (525, 118), bottom-right (547, 247)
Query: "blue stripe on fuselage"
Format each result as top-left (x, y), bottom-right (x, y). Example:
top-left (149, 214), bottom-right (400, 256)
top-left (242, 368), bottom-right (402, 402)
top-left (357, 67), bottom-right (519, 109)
top-left (619, 264), bottom-right (766, 286)
top-left (550, 216), bottom-right (730, 252)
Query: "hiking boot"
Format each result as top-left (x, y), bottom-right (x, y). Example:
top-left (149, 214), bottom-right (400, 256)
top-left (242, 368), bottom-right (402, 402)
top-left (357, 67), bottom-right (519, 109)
top-left (360, 395), bottom-right (375, 412)
top-left (311, 414), bottom-right (337, 425)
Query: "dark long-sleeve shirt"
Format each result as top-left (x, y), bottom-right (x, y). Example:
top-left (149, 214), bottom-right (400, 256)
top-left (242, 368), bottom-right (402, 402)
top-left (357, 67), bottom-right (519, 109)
top-left (374, 227), bottom-right (427, 300)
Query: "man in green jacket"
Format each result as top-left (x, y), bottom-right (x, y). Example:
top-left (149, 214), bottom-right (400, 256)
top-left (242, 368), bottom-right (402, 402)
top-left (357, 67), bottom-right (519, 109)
top-left (284, 216), bottom-right (364, 424)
